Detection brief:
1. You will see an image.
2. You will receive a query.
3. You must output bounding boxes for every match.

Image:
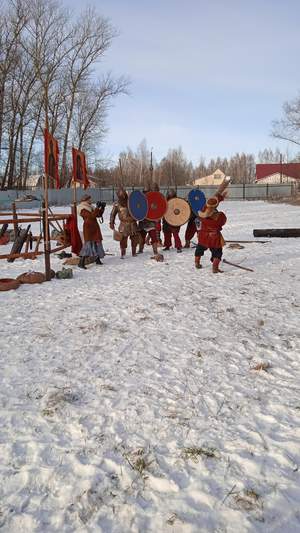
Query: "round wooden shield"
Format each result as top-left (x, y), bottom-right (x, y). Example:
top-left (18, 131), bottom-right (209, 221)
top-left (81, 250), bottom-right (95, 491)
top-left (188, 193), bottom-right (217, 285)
top-left (188, 189), bottom-right (206, 215)
top-left (146, 192), bottom-right (167, 220)
top-left (165, 198), bottom-right (191, 226)
top-left (128, 190), bottom-right (148, 221)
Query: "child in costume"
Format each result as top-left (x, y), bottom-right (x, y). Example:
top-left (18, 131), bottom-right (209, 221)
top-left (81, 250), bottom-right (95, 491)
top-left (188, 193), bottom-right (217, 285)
top-left (194, 179), bottom-right (229, 273)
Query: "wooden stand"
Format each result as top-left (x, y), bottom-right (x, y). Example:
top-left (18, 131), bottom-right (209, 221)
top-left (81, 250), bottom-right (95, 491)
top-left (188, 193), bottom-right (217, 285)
top-left (0, 207), bottom-right (70, 262)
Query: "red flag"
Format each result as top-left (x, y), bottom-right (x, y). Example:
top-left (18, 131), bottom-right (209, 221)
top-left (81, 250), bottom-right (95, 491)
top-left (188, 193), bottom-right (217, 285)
top-left (72, 147), bottom-right (90, 189)
top-left (65, 215), bottom-right (82, 256)
top-left (44, 129), bottom-right (60, 189)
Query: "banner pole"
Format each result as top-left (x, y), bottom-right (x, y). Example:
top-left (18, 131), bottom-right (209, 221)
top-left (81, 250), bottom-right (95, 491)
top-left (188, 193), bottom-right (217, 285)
top-left (42, 172), bottom-right (51, 281)
top-left (43, 85), bottom-right (52, 281)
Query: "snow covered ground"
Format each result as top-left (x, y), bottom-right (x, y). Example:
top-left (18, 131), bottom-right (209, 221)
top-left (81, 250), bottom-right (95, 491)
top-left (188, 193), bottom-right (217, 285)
top-left (0, 200), bottom-right (300, 533)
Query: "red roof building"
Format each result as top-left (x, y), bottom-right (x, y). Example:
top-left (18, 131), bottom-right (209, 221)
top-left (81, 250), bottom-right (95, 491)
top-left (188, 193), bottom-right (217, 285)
top-left (256, 163), bottom-right (300, 182)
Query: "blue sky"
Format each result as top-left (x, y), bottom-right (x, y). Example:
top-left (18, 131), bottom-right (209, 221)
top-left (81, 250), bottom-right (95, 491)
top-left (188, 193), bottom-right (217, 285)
top-left (69, 0), bottom-right (300, 164)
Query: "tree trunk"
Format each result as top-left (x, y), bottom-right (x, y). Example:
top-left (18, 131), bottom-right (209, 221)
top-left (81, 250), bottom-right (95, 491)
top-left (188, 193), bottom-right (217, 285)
top-left (18, 118), bottom-right (24, 189)
top-left (7, 124), bottom-right (20, 189)
top-left (0, 80), bottom-right (5, 159)
top-left (23, 103), bottom-right (43, 188)
top-left (61, 92), bottom-right (75, 186)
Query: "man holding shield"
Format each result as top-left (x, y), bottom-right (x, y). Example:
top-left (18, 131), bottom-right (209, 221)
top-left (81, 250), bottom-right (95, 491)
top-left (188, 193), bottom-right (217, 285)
top-left (110, 189), bottom-right (139, 258)
top-left (162, 189), bottom-right (183, 252)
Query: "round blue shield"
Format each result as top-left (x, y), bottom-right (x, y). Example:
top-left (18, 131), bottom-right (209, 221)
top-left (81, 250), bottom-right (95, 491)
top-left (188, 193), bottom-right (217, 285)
top-left (128, 190), bottom-right (148, 221)
top-left (188, 189), bottom-right (206, 215)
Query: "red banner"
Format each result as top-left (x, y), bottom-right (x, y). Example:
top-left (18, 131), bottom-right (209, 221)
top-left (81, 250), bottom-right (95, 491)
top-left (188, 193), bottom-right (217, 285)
top-left (72, 147), bottom-right (89, 189)
top-left (44, 129), bottom-right (60, 189)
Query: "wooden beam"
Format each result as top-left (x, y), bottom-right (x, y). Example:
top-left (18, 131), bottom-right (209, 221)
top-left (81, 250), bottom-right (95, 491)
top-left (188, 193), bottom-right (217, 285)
top-left (253, 228), bottom-right (300, 238)
top-left (0, 251), bottom-right (41, 260)
top-left (0, 216), bottom-right (69, 224)
top-left (0, 241), bottom-right (68, 260)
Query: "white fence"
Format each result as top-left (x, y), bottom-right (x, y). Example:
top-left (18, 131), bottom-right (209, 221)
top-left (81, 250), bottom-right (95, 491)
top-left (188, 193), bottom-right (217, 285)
top-left (0, 183), bottom-right (295, 209)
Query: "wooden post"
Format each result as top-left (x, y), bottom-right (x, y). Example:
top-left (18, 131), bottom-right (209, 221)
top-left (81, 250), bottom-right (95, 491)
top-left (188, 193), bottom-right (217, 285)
top-left (42, 174), bottom-right (51, 281)
top-left (71, 179), bottom-right (78, 224)
top-left (12, 201), bottom-right (18, 240)
top-left (119, 158), bottom-right (123, 188)
top-left (43, 83), bottom-right (52, 281)
top-left (149, 149), bottom-right (153, 183)
top-left (35, 233), bottom-right (42, 254)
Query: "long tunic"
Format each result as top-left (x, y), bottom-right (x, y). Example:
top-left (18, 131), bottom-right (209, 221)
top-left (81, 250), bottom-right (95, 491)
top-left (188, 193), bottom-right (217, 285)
top-left (197, 211), bottom-right (227, 249)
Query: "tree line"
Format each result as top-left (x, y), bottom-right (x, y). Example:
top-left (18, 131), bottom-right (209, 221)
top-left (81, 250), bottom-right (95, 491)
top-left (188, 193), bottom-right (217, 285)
top-left (92, 143), bottom-right (295, 188)
top-left (0, 0), bottom-right (127, 190)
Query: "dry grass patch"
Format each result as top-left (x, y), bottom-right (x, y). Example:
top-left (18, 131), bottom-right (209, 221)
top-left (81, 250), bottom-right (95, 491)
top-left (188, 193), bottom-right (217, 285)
top-left (123, 447), bottom-right (154, 477)
top-left (182, 446), bottom-right (218, 462)
top-left (251, 362), bottom-right (271, 372)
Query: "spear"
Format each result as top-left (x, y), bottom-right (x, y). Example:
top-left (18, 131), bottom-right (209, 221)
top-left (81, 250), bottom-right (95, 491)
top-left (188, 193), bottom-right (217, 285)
top-left (223, 258), bottom-right (254, 272)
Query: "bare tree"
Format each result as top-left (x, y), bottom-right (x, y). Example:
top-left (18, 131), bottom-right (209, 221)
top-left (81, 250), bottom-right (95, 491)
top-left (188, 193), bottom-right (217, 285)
top-left (71, 74), bottom-right (127, 171)
top-left (0, 0), bottom-right (27, 169)
top-left (0, 0), bottom-right (128, 188)
top-left (158, 147), bottom-right (193, 186)
top-left (272, 92), bottom-right (300, 147)
top-left (59, 8), bottom-right (119, 183)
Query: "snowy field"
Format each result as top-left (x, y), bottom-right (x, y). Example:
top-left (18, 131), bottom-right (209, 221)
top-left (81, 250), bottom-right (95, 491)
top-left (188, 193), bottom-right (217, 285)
top-left (0, 200), bottom-right (300, 533)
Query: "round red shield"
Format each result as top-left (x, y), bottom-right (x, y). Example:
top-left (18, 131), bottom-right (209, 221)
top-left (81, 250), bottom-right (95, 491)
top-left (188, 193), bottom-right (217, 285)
top-left (146, 192), bottom-right (167, 220)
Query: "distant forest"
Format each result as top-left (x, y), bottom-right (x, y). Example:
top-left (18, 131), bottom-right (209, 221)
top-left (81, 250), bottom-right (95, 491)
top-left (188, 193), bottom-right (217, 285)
top-left (92, 144), bottom-right (300, 188)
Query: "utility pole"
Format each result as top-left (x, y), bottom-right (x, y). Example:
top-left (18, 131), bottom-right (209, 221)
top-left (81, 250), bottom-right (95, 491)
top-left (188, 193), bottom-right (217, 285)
top-left (149, 148), bottom-right (153, 183)
top-left (118, 158), bottom-right (123, 188)
top-left (280, 153), bottom-right (283, 183)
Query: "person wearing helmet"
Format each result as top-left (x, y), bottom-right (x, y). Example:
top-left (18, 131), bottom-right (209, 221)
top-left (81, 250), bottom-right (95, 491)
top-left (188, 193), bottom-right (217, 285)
top-left (110, 189), bottom-right (139, 258)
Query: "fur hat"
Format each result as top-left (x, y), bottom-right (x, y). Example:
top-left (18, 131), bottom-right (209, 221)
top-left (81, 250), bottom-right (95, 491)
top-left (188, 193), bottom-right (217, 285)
top-left (80, 194), bottom-right (91, 203)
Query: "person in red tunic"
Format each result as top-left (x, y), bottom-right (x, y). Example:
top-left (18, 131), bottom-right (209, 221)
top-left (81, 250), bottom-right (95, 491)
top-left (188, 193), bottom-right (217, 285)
top-left (163, 189), bottom-right (183, 252)
top-left (77, 194), bottom-right (105, 269)
top-left (144, 183), bottom-right (162, 246)
top-left (137, 185), bottom-right (162, 259)
top-left (195, 192), bottom-right (227, 273)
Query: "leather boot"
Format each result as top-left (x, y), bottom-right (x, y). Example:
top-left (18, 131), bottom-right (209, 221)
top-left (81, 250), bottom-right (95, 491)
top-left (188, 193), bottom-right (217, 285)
top-left (95, 256), bottom-right (103, 265)
top-left (184, 241), bottom-right (190, 248)
top-left (195, 256), bottom-right (202, 269)
top-left (121, 248), bottom-right (126, 259)
top-left (78, 256), bottom-right (87, 269)
top-left (212, 258), bottom-right (223, 273)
